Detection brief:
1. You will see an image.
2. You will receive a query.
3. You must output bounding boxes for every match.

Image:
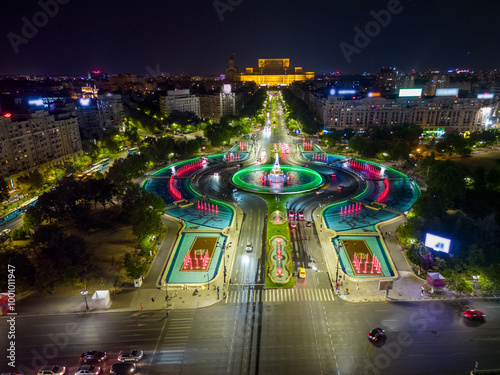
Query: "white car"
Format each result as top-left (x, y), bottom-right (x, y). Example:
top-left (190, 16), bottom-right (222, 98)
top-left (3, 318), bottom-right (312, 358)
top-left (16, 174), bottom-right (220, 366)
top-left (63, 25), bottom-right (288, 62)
top-left (74, 365), bottom-right (101, 375)
top-left (245, 242), bottom-right (253, 252)
top-left (118, 349), bottom-right (144, 362)
top-left (1, 228), bottom-right (11, 236)
top-left (37, 366), bottom-right (66, 375)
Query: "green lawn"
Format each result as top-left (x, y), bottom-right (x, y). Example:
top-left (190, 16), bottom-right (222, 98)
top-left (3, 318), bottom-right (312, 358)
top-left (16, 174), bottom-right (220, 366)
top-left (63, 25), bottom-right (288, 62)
top-left (258, 193), bottom-right (300, 288)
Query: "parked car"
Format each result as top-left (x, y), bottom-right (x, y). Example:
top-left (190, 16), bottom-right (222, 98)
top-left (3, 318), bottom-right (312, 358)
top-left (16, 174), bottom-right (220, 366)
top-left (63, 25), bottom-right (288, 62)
top-left (109, 363), bottom-right (135, 375)
top-left (367, 328), bottom-right (385, 342)
top-left (316, 190), bottom-right (324, 195)
top-left (75, 365), bottom-right (101, 375)
top-left (37, 366), bottom-right (66, 375)
top-left (118, 349), bottom-right (144, 362)
top-left (80, 351), bottom-right (107, 363)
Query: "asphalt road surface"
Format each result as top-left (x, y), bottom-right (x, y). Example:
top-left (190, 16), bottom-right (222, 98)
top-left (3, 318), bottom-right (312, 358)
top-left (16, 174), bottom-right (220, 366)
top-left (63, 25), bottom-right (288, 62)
top-left (3, 298), bottom-right (499, 374)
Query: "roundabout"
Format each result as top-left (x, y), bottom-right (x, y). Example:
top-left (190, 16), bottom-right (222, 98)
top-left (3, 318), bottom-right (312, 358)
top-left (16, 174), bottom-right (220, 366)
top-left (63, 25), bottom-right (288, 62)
top-left (142, 91), bottom-right (421, 292)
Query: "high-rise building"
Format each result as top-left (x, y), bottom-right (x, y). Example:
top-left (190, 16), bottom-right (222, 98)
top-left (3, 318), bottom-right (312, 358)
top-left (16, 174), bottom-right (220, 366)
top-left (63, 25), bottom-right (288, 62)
top-left (235, 58), bottom-right (314, 86)
top-left (0, 104), bottom-right (82, 181)
top-left (97, 93), bottom-right (125, 132)
top-left (160, 89), bottom-right (201, 118)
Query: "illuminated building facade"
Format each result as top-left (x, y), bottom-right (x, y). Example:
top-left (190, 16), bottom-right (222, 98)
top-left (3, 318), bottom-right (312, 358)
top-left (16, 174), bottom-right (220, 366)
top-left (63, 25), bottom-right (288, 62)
top-left (236, 58), bottom-right (314, 86)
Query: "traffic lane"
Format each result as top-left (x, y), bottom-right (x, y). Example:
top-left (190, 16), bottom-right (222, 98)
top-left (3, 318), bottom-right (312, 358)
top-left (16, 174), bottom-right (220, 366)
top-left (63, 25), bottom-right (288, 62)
top-left (231, 193), bottom-right (266, 284)
top-left (258, 301), bottom-right (339, 374)
top-left (330, 300), bottom-right (500, 374)
top-left (1, 311), bottom-right (165, 374)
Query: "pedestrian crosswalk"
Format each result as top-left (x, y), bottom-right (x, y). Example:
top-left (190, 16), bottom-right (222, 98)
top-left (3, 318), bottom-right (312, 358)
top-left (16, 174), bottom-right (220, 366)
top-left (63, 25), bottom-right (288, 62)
top-left (155, 311), bottom-right (194, 365)
top-left (225, 288), bottom-right (335, 304)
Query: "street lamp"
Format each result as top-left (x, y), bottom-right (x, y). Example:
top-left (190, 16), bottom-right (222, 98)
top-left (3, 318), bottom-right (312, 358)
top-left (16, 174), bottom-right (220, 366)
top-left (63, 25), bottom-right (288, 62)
top-left (334, 242), bottom-right (340, 286)
top-left (80, 289), bottom-right (89, 310)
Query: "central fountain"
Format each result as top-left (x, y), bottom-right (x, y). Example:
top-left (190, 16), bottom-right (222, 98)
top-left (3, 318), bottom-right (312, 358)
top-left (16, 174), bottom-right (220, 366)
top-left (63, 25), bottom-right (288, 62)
top-left (269, 153), bottom-right (284, 183)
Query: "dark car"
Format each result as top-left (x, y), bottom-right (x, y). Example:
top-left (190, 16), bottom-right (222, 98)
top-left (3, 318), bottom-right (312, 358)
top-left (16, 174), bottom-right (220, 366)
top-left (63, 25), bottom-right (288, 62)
top-left (109, 363), bottom-right (136, 375)
top-left (367, 328), bottom-right (385, 342)
top-left (81, 351), bottom-right (107, 363)
top-left (463, 310), bottom-right (486, 320)
top-left (306, 221), bottom-right (312, 227)
top-left (289, 222), bottom-right (297, 233)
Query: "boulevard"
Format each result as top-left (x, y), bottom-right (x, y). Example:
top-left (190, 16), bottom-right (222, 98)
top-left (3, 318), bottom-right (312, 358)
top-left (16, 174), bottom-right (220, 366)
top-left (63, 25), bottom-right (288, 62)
top-left (2, 298), bottom-right (499, 374)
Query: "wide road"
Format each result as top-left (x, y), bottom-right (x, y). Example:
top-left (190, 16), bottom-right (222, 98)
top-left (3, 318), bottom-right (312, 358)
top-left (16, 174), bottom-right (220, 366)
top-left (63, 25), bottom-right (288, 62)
top-left (3, 298), bottom-right (499, 374)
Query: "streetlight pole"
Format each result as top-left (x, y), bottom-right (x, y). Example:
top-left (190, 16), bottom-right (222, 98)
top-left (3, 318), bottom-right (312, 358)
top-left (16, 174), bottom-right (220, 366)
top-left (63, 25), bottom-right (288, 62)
top-left (223, 246), bottom-right (227, 284)
top-left (335, 243), bottom-right (340, 286)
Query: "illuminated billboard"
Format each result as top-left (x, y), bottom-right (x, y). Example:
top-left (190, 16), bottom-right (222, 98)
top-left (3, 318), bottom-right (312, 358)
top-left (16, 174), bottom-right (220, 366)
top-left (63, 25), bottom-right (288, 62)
top-left (435, 88), bottom-right (459, 97)
top-left (79, 98), bottom-right (90, 106)
top-left (330, 89), bottom-right (357, 96)
top-left (368, 92), bottom-right (381, 97)
top-left (477, 93), bottom-right (494, 99)
top-left (223, 84), bottom-right (232, 95)
top-left (425, 233), bottom-right (451, 254)
top-left (399, 89), bottom-right (422, 97)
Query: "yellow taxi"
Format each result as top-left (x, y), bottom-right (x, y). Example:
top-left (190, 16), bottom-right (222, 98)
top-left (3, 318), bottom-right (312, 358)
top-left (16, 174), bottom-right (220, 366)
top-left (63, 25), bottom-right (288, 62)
top-left (298, 268), bottom-right (306, 278)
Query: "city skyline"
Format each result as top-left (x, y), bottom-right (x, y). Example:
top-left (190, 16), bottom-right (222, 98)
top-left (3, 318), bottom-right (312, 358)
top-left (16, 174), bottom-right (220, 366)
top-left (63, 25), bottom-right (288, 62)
top-left (0, 0), bottom-right (499, 76)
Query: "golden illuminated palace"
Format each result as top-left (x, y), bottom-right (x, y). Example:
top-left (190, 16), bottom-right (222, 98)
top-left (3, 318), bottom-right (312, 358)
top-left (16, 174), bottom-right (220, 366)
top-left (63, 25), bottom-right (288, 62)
top-left (226, 57), bottom-right (314, 86)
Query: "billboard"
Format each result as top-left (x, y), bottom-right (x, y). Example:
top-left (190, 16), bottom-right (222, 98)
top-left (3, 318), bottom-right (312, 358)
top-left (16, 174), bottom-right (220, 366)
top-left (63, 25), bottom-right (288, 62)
top-left (399, 88), bottom-right (422, 97)
top-left (477, 93), bottom-right (494, 99)
top-left (425, 233), bottom-right (451, 254)
top-left (435, 88), bottom-right (459, 97)
top-left (223, 84), bottom-right (232, 95)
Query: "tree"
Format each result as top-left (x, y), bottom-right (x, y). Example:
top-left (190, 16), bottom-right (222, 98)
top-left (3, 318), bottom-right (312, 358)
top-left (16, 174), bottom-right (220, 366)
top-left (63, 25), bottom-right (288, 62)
top-left (0, 178), bottom-right (9, 203)
top-left (124, 253), bottom-right (148, 279)
top-left (444, 272), bottom-right (474, 295)
top-left (132, 209), bottom-right (163, 240)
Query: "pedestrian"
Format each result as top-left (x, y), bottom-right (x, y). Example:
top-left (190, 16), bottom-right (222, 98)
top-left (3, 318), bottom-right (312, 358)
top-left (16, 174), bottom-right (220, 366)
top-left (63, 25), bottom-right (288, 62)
top-left (223, 291), bottom-right (226, 299)
top-left (346, 288), bottom-right (349, 295)
top-left (151, 297), bottom-right (155, 303)
top-left (356, 283), bottom-right (359, 290)
top-left (217, 291), bottom-right (220, 300)
top-left (217, 286), bottom-right (220, 293)
top-left (140, 303), bottom-right (143, 310)
top-left (166, 310), bottom-right (169, 318)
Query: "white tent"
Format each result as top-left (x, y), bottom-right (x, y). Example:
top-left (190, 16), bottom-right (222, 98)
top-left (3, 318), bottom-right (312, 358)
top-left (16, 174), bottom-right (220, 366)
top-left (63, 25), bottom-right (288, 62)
top-left (91, 290), bottom-right (111, 309)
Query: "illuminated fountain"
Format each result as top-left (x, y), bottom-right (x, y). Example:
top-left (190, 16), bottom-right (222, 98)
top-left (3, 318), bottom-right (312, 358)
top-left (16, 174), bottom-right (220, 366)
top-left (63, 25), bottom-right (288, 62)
top-left (269, 153), bottom-right (284, 183)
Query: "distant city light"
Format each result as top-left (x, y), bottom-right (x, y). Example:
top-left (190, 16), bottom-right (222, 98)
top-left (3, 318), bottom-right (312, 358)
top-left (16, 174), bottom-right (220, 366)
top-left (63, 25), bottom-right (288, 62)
top-left (368, 92), bottom-right (381, 97)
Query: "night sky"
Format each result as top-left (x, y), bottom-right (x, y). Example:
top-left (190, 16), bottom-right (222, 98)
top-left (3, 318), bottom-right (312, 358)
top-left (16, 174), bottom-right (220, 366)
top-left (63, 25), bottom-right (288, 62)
top-left (1, 0), bottom-right (499, 76)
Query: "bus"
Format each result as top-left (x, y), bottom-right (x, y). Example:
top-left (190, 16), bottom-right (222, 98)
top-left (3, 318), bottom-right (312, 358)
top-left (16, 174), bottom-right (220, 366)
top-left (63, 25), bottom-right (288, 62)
top-left (128, 148), bottom-right (139, 155)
